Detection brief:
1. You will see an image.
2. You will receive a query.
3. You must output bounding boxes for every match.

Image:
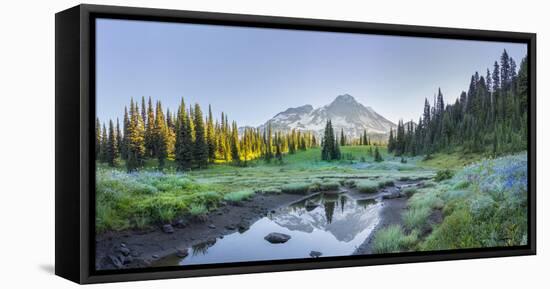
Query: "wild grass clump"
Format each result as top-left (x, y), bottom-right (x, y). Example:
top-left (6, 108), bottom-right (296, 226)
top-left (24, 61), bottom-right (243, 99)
top-left (95, 168), bottom-right (220, 232)
top-left (319, 181), bottom-right (340, 191)
top-left (189, 203), bottom-right (208, 216)
top-left (434, 169), bottom-right (454, 182)
top-left (372, 225), bottom-right (418, 254)
top-left (377, 179), bottom-right (395, 189)
top-left (260, 187), bottom-right (282, 194)
top-left (224, 190), bottom-right (255, 202)
top-left (356, 180), bottom-right (379, 194)
top-left (409, 190), bottom-right (444, 210)
top-left (343, 179), bottom-right (356, 188)
top-left (452, 180), bottom-right (470, 190)
top-left (403, 187), bottom-right (418, 198)
top-left (402, 206), bottom-right (431, 231)
top-left (281, 183), bottom-right (310, 194)
top-left (419, 181), bottom-right (437, 188)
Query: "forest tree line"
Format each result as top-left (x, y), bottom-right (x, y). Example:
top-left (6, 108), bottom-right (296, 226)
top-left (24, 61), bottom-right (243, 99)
top-left (96, 97), bottom-right (320, 171)
top-left (388, 50), bottom-right (528, 157)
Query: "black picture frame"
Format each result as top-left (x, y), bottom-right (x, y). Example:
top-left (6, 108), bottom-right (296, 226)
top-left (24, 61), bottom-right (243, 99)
top-left (55, 4), bottom-right (536, 284)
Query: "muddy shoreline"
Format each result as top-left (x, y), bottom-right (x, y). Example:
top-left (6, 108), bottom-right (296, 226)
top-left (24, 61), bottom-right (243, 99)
top-left (352, 195), bottom-right (408, 255)
top-left (96, 181), bottom-right (423, 270)
top-left (96, 192), bottom-right (314, 270)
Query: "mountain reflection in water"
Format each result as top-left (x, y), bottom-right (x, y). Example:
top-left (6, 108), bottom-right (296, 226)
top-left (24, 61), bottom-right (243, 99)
top-left (154, 193), bottom-right (381, 266)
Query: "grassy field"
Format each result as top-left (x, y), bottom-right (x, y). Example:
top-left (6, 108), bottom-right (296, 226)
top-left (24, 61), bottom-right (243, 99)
top-left (372, 152), bottom-right (528, 253)
top-left (96, 145), bottom-right (528, 253)
top-left (96, 145), bottom-right (436, 233)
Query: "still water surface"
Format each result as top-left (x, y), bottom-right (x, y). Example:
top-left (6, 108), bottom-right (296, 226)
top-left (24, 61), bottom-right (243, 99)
top-left (155, 193), bottom-right (381, 266)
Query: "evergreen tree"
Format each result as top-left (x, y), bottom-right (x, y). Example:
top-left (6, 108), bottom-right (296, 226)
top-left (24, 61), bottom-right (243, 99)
top-left (145, 96), bottom-right (155, 157)
top-left (126, 99), bottom-right (146, 172)
top-left (193, 103), bottom-right (208, 168)
top-left (492, 61), bottom-right (501, 92)
top-left (500, 49), bottom-right (511, 90)
top-left (230, 121), bottom-right (240, 165)
top-left (141, 96), bottom-right (147, 129)
top-left (374, 146), bottom-right (383, 162)
top-left (264, 123), bottom-right (273, 162)
top-left (206, 105), bottom-right (216, 162)
top-left (275, 133), bottom-right (283, 163)
top-left (121, 107), bottom-right (129, 160)
top-left (95, 118), bottom-right (101, 160)
top-left (321, 120), bottom-right (333, 160)
top-left (106, 119), bottom-right (117, 166)
top-left (321, 120), bottom-right (340, 161)
top-left (115, 118), bottom-right (122, 157)
top-left (175, 98), bottom-right (193, 170)
top-left (100, 123), bottom-right (108, 162)
top-left (153, 101), bottom-right (168, 169)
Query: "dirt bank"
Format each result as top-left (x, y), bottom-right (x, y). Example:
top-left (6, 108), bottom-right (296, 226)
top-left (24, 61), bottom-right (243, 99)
top-left (96, 192), bottom-right (312, 270)
top-left (352, 181), bottom-right (419, 255)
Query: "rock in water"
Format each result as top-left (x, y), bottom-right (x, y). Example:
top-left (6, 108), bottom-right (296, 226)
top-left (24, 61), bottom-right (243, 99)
top-left (208, 224), bottom-right (216, 229)
top-left (162, 224), bottom-right (174, 233)
top-left (264, 232), bottom-right (291, 244)
top-left (119, 246), bottom-right (130, 256)
top-left (176, 248), bottom-right (189, 258)
top-left (304, 200), bottom-right (319, 210)
top-left (174, 219), bottom-right (188, 228)
top-left (225, 224), bottom-right (237, 230)
top-left (108, 255), bottom-right (123, 269)
top-left (382, 192), bottom-right (404, 199)
top-left (310, 251), bottom-right (322, 258)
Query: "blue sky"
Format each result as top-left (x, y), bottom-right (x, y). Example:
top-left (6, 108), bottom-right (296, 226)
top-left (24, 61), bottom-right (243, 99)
top-left (96, 18), bottom-right (527, 126)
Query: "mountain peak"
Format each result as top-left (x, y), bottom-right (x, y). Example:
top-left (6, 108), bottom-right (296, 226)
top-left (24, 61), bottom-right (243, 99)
top-left (282, 104), bottom-right (313, 114)
top-left (260, 93), bottom-right (396, 138)
top-left (330, 94), bottom-right (359, 106)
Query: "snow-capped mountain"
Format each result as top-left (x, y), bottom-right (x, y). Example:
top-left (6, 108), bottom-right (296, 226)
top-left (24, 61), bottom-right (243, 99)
top-left (259, 94), bottom-right (396, 139)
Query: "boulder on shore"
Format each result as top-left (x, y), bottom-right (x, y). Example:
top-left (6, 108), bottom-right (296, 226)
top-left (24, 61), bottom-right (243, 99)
top-left (162, 224), bottom-right (175, 233)
top-left (264, 232), bottom-right (291, 244)
top-left (309, 251), bottom-right (322, 258)
top-left (176, 248), bottom-right (189, 258)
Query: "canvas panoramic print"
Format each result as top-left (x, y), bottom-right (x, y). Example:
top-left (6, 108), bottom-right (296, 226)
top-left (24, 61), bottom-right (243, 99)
top-left (94, 18), bottom-right (529, 270)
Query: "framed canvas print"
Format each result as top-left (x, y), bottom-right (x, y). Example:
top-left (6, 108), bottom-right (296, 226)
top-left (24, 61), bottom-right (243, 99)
top-left (55, 4), bottom-right (536, 284)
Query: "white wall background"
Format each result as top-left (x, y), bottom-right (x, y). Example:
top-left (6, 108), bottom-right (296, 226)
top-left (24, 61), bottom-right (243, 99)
top-left (0, 0), bottom-right (547, 287)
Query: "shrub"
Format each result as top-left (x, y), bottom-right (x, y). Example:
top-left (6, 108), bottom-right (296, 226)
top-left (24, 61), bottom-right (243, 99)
top-left (403, 187), bottom-right (418, 197)
top-left (193, 191), bottom-right (222, 208)
top-left (224, 190), bottom-right (254, 202)
top-left (319, 181), bottom-right (340, 191)
top-left (281, 183), bottom-right (310, 194)
top-left (435, 169), bottom-right (454, 182)
top-left (372, 225), bottom-right (418, 254)
top-left (402, 206), bottom-right (431, 231)
top-left (356, 180), bottom-right (379, 194)
top-left (409, 191), bottom-right (443, 210)
top-left (419, 181), bottom-right (436, 188)
top-left (309, 182), bottom-right (321, 192)
top-left (378, 179), bottom-right (395, 188)
top-left (423, 154), bottom-right (434, 161)
top-left (188, 203), bottom-right (208, 216)
top-left (260, 187), bottom-right (282, 194)
top-left (452, 180), bottom-right (470, 190)
top-left (343, 179), bottom-right (356, 188)
top-left (421, 208), bottom-right (479, 250)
